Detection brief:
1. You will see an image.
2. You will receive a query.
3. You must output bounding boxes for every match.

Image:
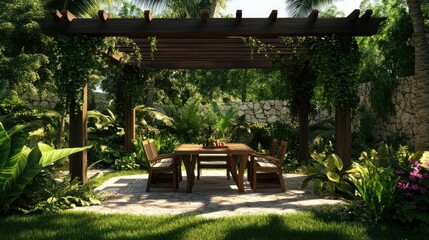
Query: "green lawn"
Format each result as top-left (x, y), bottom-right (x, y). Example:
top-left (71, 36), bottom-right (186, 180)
top-left (0, 211), bottom-right (421, 240)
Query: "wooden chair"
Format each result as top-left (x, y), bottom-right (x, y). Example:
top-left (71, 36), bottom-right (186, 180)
top-left (142, 140), bottom-right (179, 192)
top-left (250, 140), bottom-right (288, 192)
top-left (197, 154), bottom-right (230, 180)
top-left (248, 138), bottom-right (278, 180)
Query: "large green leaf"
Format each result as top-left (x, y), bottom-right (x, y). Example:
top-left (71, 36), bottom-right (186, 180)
top-left (325, 154), bottom-right (343, 171)
top-left (0, 130), bottom-right (27, 191)
top-left (327, 171), bottom-right (340, 183)
top-left (0, 143), bottom-right (90, 214)
top-left (0, 123), bottom-right (11, 171)
top-left (38, 143), bottom-right (91, 167)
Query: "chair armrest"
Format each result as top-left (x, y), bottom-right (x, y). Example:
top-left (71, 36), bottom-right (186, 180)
top-left (157, 153), bottom-right (176, 158)
top-left (261, 155), bottom-right (283, 165)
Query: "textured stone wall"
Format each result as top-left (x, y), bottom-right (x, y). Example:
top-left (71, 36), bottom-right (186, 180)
top-left (202, 100), bottom-right (331, 125)
top-left (358, 76), bottom-right (416, 147)
top-left (21, 91), bottom-right (111, 110)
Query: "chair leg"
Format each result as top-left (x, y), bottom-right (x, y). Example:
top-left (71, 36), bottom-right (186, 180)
top-left (173, 167), bottom-right (177, 191)
top-left (146, 171), bottom-right (152, 192)
top-left (278, 171), bottom-right (286, 192)
top-left (226, 167), bottom-right (230, 180)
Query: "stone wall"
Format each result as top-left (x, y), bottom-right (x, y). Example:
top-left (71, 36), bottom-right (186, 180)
top-left (202, 100), bottom-right (331, 125)
top-left (21, 91), bottom-right (111, 110)
top-left (358, 76), bottom-right (416, 147)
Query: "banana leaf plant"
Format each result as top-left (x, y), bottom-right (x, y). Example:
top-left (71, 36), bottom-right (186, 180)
top-left (0, 122), bottom-right (90, 214)
top-left (302, 152), bottom-right (354, 197)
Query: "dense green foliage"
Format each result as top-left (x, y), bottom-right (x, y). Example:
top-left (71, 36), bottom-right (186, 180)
top-left (0, 122), bottom-right (90, 214)
top-left (359, 0), bottom-right (415, 120)
top-left (0, 0), bottom-right (52, 100)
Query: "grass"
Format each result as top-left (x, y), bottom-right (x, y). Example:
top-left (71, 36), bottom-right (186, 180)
top-left (0, 211), bottom-right (423, 240)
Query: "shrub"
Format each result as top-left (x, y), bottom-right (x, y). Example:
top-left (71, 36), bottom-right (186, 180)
top-left (302, 153), bottom-right (354, 197)
top-left (112, 154), bottom-right (140, 171)
top-left (395, 151), bottom-right (429, 228)
top-left (347, 151), bottom-right (399, 221)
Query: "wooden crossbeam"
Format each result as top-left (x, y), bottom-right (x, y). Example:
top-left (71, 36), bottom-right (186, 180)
top-left (236, 10), bottom-right (242, 23)
top-left (98, 10), bottom-right (109, 22)
top-left (308, 10), bottom-right (319, 23)
top-left (269, 10), bottom-right (278, 22)
top-left (61, 9), bottom-right (75, 22)
top-left (201, 10), bottom-right (209, 22)
top-left (51, 9), bottom-right (62, 21)
top-left (144, 10), bottom-right (153, 23)
top-left (347, 10), bottom-right (360, 23)
top-left (360, 10), bottom-right (373, 22)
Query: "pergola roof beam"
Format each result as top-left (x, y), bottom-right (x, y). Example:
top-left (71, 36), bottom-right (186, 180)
top-left (60, 10), bottom-right (75, 22)
top-left (308, 10), bottom-right (319, 23)
top-left (269, 10), bottom-right (278, 22)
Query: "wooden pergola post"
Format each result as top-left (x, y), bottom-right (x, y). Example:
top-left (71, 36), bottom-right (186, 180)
top-left (124, 96), bottom-right (136, 152)
top-left (69, 83), bottom-right (88, 183)
top-left (335, 34), bottom-right (353, 168)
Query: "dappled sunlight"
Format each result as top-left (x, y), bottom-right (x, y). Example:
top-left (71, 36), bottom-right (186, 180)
top-left (74, 170), bottom-right (343, 218)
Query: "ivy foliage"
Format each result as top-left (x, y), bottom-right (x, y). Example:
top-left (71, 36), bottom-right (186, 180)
top-left (275, 37), bottom-right (317, 117)
top-left (310, 35), bottom-right (361, 109)
top-left (53, 35), bottom-right (105, 112)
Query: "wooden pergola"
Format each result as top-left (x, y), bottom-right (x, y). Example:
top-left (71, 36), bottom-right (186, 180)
top-left (38, 9), bottom-right (384, 182)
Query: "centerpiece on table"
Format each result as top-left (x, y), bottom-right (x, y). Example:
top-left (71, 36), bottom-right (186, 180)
top-left (202, 138), bottom-right (227, 148)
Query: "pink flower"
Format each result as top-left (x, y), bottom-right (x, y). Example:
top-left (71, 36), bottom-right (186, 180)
top-left (410, 184), bottom-right (420, 191)
top-left (396, 169), bottom-right (405, 175)
top-left (409, 171), bottom-right (422, 181)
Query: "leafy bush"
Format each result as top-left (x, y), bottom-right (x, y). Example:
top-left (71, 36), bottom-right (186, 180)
top-left (248, 122), bottom-right (272, 150)
top-left (302, 153), bottom-right (353, 197)
top-left (347, 151), bottom-right (399, 221)
top-left (395, 151), bottom-right (429, 227)
top-left (112, 154), bottom-right (140, 171)
top-left (0, 122), bottom-right (90, 214)
top-left (87, 109), bottom-right (125, 167)
top-left (20, 177), bottom-right (100, 214)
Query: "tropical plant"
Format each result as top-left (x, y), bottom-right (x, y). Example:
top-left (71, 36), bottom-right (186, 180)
top-left (229, 114), bottom-right (252, 144)
top-left (346, 151), bottom-right (400, 221)
top-left (166, 96), bottom-right (206, 143)
top-left (302, 153), bottom-right (354, 197)
top-left (0, 122), bottom-right (90, 214)
top-left (20, 176), bottom-right (100, 214)
top-left (206, 100), bottom-right (237, 140)
top-left (112, 154), bottom-right (140, 170)
top-left (87, 108), bottom-right (125, 166)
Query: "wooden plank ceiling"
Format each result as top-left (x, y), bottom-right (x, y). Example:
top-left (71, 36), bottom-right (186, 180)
top-left (38, 9), bottom-right (385, 69)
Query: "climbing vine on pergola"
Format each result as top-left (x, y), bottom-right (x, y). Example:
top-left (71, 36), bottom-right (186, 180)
top-left (37, 9), bottom-right (385, 182)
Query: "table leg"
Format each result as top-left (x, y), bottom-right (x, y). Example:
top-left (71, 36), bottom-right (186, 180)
top-left (237, 154), bottom-right (249, 192)
top-left (228, 154), bottom-right (238, 183)
top-left (181, 154), bottom-right (195, 193)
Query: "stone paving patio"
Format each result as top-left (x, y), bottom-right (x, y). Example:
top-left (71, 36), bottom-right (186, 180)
top-left (74, 170), bottom-right (343, 218)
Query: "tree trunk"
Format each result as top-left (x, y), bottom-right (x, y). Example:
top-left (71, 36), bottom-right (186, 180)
top-left (407, 0), bottom-right (429, 149)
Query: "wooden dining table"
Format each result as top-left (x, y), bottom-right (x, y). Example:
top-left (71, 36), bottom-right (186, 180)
top-left (174, 143), bottom-right (255, 193)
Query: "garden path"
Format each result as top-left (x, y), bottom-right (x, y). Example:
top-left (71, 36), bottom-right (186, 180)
top-left (74, 170), bottom-right (344, 218)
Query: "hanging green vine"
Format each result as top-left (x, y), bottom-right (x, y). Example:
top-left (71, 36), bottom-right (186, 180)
top-left (310, 35), bottom-right (361, 109)
top-left (53, 35), bottom-right (105, 113)
top-left (148, 36), bottom-right (157, 60)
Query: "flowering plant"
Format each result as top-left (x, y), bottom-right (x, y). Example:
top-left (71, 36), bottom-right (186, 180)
top-left (395, 151), bottom-right (429, 227)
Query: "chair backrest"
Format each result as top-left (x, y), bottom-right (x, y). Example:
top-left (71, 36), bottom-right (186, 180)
top-left (149, 140), bottom-right (159, 158)
top-left (268, 138), bottom-right (278, 156)
top-left (142, 140), bottom-right (155, 161)
top-left (276, 140), bottom-right (288, 161)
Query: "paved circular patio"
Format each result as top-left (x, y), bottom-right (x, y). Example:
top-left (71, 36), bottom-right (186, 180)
top-left (74, 170), bottom-right (343, 218)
